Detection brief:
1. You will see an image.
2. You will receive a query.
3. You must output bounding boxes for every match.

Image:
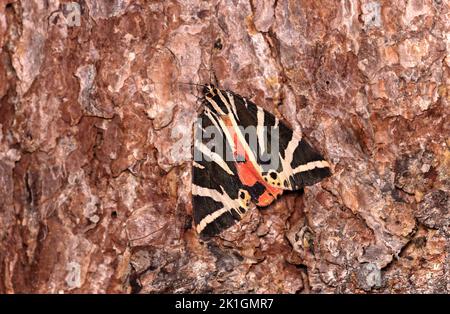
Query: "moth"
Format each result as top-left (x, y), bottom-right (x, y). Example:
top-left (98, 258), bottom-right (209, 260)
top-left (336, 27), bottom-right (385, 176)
top-left (192, 84), bottom-right (331, 238)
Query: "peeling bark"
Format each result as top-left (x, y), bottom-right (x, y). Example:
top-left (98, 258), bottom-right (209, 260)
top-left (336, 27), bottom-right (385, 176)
top-left (0, 0), bottom-right (449, 293)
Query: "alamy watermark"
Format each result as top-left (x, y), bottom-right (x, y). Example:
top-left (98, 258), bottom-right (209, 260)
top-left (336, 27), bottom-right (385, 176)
top-left (194, 117), bottom-right (280, 170)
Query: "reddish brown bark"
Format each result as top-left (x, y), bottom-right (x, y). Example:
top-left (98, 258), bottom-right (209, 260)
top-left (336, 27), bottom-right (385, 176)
top-left (0, 0), bottom-right (448, 293)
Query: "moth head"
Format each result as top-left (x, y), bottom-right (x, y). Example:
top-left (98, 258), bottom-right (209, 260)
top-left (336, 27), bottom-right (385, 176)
top-left (202, 84), bottom-right (216, 97)
top-left (263, 170), bottom-right (287, 188)
top-left (238, 189), bottom-right (251, 208)
top-left (202, 84), bottom-right (230, 116)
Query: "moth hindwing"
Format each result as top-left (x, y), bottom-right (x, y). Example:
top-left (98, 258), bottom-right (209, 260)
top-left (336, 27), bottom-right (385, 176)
top-left (192, 84), bottom-right (331, 238)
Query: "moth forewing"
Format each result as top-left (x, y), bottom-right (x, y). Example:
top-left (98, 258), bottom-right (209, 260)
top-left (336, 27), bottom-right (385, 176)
top-left (192, 84), bottom-right (331, 238)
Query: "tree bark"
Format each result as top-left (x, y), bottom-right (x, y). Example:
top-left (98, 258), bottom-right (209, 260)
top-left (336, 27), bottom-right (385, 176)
top-left (0, 0), bottom-right (448, 293)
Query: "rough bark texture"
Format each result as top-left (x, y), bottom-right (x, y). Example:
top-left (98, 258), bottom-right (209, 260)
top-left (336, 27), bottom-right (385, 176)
top-left (0, 0), bottom-right (449, 294)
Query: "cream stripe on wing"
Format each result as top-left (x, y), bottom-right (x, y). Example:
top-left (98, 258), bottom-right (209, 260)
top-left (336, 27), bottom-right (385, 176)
top-left (226, 91), bottom-right (239, 121)
top-left (193, 161), bottom-right (205, 169)
top-left (204, 108), bottom-right (222, 134)
top-left (216, 88), bottom-right (233, 115)
top-left (196, 141), bottom-right (234, 175)
top-left (284, 131), bottom-right (302, 168)
top-left (204, 90), bottom-right (259, 173)
top-left (204, 108), bottom-right (238, 166)
top-left (207, 85), bottom-right (216, 95)
top-left (226, 111), bottom-right (263, 174)
top-left (256, 106), bottom-right (265, 154)
top-left (215, 111), bottom-right (263, 175)
top-left (293, 160), bottom-right (330, 174)
top-left (192, 184), bottom-right (244, 233)
top-left (277, 131), bottom-right (302, 189)
top-left (202, 105), bottom-right (244, 170)
top-left (196, 207), bottom-right (230, 234)
top-left (205, 95), bottom-right (226, 115)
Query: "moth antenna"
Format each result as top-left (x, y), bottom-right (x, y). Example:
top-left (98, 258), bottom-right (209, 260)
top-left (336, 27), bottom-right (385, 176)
top-left (127, 224), bottom-right (169, 243)
top-left (175, 82), bottom-right (208, 104)
top-left (176, 82), bottom-right (207, 89)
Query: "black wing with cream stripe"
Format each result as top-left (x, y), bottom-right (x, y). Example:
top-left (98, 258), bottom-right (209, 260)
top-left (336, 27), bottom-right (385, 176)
top-left (207, 87), bottom-right (331, 190)
top-left (192, 108), bottom-right (251, 238)
top-left (192, 84), bottom-right (331, 238)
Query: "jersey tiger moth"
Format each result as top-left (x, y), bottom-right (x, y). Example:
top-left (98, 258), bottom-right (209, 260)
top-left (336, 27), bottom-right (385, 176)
top-left (192, 84), bottom-right (331, 238)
